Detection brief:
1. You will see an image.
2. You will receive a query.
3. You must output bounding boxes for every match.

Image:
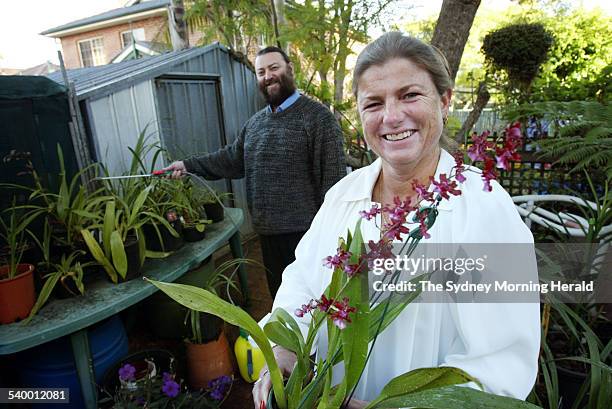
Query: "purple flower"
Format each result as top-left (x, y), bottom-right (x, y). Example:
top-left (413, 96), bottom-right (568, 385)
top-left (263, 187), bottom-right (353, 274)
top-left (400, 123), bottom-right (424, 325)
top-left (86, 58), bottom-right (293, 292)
top-left (118, 364), bottom-right (136, 381)
top-left (412, 180), bottom-right (434, 202)
top-left (416, 210), bottom-right (431, 240)
top-left (343, 263), bottom-right (360, 277)
top-left (430, 174), bottom-right (461, 200)
top-left (467, 131), bottom-right (492, 162)
top-left (317, 294), bottom-right (333, 312)
top-left (295, 299), bottom-right (317, 317)
top-left (162, 379), bottom-right (180, 398)
top-left (207, 375), bottom-right (232, 401)
top-left (481, 157), bottom-right (497, 192)
top-left (162, 372), bottom-right (173, 383)
top-left (454, 168), bottom-right (467, 183)
top-left (323, 248), bottom-right (351, 270)
top-left (359, 204), bottom-right (381, 220)
top-left (365, 240), bottom-right (394, 270)
top-left (330, 298), bottom-right (357, 330)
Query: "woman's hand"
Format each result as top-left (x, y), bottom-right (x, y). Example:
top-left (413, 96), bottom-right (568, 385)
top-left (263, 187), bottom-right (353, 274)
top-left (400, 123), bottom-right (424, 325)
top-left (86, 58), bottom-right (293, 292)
top-left (252, 345), bottom-right (297, 408)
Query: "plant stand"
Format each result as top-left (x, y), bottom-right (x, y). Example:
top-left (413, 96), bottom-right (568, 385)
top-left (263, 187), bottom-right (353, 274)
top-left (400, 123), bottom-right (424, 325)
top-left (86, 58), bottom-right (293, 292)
top-left (0, 208), bottom-right (247, 409)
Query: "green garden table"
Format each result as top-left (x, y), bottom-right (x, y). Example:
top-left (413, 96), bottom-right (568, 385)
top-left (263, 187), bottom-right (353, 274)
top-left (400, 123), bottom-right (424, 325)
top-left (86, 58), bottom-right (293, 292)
top-left (0, 208), bottom-right (247, 408)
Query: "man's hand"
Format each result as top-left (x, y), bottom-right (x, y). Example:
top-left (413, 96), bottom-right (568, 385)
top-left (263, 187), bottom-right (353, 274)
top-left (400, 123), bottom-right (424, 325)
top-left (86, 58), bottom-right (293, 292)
top-left (252, 346), bottom-right (297, 408)
top-left (162, 161), bottom-right (187, 179)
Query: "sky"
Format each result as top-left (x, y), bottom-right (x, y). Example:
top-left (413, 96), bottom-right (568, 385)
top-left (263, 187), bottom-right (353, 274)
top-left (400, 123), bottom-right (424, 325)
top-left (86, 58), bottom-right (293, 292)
top-left (0, 0), bottom-right (610, 69)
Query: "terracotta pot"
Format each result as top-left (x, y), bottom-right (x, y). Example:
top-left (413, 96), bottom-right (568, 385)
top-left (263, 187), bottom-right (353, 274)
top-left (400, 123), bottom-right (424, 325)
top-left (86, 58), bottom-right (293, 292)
top-left (185, 331), bottom-right (234, 389)
top-left (0, 264), bottom-right (35, 324)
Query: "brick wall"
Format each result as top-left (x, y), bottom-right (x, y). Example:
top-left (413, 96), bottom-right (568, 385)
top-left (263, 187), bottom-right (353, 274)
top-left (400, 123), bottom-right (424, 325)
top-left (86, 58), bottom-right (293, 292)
top-left (59, 15), bottom-right (167, 69)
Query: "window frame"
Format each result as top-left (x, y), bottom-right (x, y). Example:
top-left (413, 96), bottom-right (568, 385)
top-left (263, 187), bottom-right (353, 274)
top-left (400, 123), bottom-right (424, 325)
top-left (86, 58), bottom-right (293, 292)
top-left (77, 36), bottom-right (105, 67)
top-left (120, 28), bottom-right (145, 48)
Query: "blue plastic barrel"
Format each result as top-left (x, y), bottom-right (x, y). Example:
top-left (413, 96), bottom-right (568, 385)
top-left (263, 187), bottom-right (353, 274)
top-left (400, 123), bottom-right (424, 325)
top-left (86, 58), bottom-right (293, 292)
top-left (16, 314), bottom-right (129, 408)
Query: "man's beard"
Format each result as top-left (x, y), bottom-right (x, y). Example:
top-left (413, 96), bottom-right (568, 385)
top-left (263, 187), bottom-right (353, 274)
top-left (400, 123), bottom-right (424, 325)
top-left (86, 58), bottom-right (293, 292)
top-left (258, 72), bottom-right (297, 108)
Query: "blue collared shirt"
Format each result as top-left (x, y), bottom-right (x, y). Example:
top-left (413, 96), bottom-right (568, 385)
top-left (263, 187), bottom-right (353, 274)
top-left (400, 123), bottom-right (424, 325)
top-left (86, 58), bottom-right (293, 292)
top-left (266, 90), bottom-right (301, 113)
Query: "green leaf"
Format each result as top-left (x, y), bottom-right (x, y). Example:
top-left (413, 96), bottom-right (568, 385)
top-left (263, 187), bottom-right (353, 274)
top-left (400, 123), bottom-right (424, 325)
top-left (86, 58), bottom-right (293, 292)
top-left (110, 231), bottom-right (127, 279)
top-left (81, 229), bottom-right (117, 283)
top-left (145, 279), bottom-right (288, 409)
top-left (365, 367), bottom-right (481, 409)
top-left (128, 186), bottom-right (152, 227)
top-left (23, 272), bottom-right (61, 324)
top-left (264, 308), bottom-right (305, 354)
top-left (144, 250), bottom-right (173, 258)
top-left (71, 210), bottom-right (102, 219)
top-left (103, 200), bottom-right (115, 257)
top-left (367, 385), bottom-right (541, 409)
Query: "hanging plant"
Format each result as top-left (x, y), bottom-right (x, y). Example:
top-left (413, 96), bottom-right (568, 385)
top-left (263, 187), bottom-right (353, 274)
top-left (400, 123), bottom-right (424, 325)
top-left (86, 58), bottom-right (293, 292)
top-left (482, 23), bottom-right (553, 89)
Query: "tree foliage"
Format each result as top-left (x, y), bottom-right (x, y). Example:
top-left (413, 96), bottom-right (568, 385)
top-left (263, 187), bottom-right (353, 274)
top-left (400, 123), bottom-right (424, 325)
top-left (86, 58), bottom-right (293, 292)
top-left (482, 23), bottom-right (553, 89)
top-left (529, 9), bottom-right (612, 102)
top-left (185, 0), bottom-right (275, 54)
top-left (284, 0), bottom-right (397, 108)
top-left (405, 4), bottom-right (611, 107)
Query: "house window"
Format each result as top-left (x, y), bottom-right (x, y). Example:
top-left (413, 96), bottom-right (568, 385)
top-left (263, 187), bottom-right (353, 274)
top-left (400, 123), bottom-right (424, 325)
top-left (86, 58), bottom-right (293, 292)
top-left (78, 37), bottom-right (105, 67)
top-left (120, 28), bottom-right (145, 48)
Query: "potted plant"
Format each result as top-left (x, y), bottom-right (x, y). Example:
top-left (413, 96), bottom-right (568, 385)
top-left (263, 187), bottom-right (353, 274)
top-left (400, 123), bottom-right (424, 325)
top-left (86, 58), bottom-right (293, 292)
top-left (183, 259), bottom-right (245, 389)
top-left (102, 349), bottom-right (232, 407)
top-left (0, 199), bottom-right (38, 324)
top-left (176, 179), bottom-right (212, 242)
top-left (141, 178), bottom-right (184, 252)
top-left (23, 249), bottom-right (95, 322)
top-left (201, 190), bottom-right (232, 223)
top-left (8, 145), bottom-right (108, 255)
top-left (81, 186), bottom-right (156, 283)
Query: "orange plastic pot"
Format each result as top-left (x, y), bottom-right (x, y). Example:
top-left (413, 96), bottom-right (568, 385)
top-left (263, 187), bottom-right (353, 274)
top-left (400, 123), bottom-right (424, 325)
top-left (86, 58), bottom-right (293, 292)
top-left (185, 331), bottom-right (234, 389)
top-left (0, 264), bottom-right (35, 324)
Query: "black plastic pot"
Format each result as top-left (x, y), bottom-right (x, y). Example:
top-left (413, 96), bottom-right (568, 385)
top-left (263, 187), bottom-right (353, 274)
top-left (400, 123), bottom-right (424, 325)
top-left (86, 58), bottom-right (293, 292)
top-left (53, 276), bottom-right (82, 299)
top-left (558, 365), bottom-right (587, 408)
top-left (182, 224), bottom-right (206, 242)
top-left (142, 221), bottom-right (183, 252)
top-left (203, 202), bottom-right (224, 223)
top-left (116, 236), bottom-right (142, 283)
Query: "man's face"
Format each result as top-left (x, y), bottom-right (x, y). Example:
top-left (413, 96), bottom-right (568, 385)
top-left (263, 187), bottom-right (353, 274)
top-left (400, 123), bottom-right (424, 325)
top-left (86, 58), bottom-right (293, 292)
top-left (255, 52), bottom-right (296, 107)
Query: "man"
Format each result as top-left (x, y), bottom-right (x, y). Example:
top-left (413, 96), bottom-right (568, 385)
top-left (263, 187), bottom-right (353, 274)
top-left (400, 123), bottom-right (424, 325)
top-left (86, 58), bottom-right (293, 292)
top-left (164, 46), bottom-right (346, 297)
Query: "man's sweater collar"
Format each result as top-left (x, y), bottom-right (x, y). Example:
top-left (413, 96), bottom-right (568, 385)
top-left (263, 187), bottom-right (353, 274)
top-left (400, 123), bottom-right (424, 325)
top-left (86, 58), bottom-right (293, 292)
top-left (266, 90), bottom-right (301, 113)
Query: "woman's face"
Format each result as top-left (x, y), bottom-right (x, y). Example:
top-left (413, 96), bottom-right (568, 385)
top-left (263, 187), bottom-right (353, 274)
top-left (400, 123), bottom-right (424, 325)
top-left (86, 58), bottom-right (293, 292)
top-left (357, 58), bottom-right (451, 171)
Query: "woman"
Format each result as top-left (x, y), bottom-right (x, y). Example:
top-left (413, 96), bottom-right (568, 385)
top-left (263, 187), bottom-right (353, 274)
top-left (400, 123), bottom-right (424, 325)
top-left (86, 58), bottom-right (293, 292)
top-left (253, 32), bottom-right (540, 408)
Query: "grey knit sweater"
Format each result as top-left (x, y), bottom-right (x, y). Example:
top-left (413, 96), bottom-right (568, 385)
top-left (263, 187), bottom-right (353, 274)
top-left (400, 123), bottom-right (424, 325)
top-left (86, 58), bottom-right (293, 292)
top-left (184, 95), bottom-right (346, 235)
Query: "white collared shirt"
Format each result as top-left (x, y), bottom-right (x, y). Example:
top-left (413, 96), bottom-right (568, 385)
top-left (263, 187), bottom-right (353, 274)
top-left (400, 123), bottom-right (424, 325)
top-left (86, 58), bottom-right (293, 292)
top-left (263, 149), bottom-right (540, 401)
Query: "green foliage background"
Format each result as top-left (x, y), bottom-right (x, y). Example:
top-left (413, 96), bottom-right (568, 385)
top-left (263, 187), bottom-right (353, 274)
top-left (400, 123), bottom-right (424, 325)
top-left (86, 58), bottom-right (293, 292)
top-left (403, 4), bottom-right (611, 107)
